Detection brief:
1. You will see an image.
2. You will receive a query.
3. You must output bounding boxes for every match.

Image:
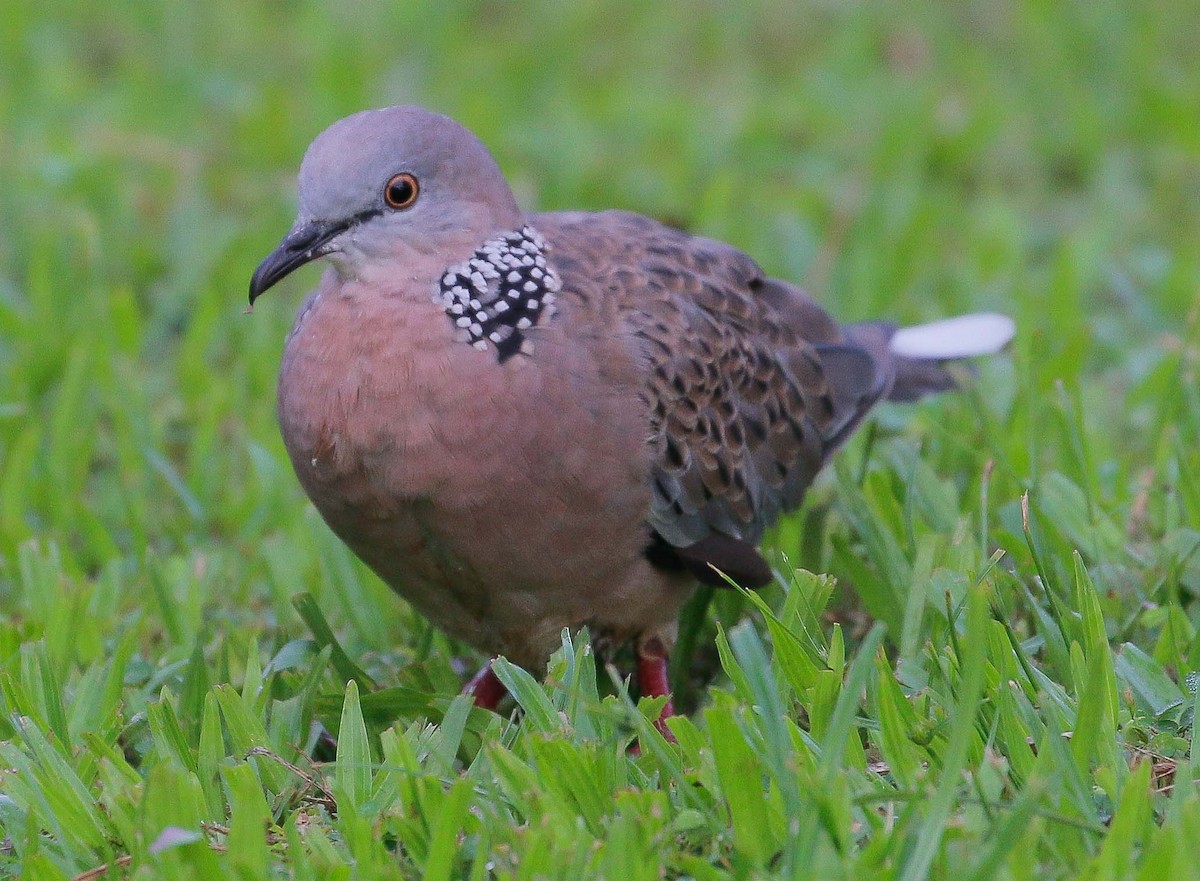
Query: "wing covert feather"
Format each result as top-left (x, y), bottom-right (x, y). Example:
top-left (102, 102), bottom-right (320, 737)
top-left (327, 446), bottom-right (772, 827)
top-left (534, 210), bottom-right (887, 550)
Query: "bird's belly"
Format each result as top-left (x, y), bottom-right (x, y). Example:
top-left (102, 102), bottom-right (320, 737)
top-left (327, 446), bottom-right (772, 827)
top-left (300, 427), bottom-right (658, 666)
top-left (319, 487), bottom-right (652, 665)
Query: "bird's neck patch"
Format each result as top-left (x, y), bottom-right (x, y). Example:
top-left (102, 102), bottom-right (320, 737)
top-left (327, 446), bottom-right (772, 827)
top-left (437, 225), bottom-right (560, 362)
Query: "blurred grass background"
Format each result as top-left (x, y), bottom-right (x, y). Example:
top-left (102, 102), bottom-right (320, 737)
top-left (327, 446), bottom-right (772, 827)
top-left (2, 1), bottom-right (1200, 878)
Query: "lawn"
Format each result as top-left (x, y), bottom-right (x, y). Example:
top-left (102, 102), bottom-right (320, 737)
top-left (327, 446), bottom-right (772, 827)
top-left (2, 1), bottom-right (1200, 878)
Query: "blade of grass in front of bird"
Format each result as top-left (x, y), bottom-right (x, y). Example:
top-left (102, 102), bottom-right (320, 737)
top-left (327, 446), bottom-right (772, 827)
top-left (336, 679), bottom-right (372, 810)
top-left (728, 620), bottom-right (802, 863)
top-left (222, 762), bottom-right (272, 880)
top-left (899, 584), bottom-right (989, 881)
top-left (491, 657), bottom-right (560, 735)
top-left (291, 592), bottom-right (376, 691)
top-left (421, 776), bottom-right (473, 881)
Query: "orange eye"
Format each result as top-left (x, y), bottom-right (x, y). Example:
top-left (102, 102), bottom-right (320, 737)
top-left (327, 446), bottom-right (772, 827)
top-left (384, 172), bottom-right (419, 209)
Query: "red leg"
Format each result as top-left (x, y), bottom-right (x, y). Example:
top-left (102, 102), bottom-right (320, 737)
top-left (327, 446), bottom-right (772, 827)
top-left (463, 660), bottom-right (508, 710)
top-left (636, 637), bottom-right (678, 742)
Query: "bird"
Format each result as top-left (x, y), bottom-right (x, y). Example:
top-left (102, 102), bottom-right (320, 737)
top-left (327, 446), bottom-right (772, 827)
top-left (248, 105), bottom-right (1013, 734)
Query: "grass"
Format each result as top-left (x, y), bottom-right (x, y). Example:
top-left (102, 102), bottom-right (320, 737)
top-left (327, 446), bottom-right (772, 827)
top-left (2, 0), bottom-right (1200, 877)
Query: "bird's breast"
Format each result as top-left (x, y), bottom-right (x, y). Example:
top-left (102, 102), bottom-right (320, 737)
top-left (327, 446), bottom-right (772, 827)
top-left (274, 273), bottom-right (658, 651)
top-left (278, 281), bottom-right (519, 498)
top-left (278, 267), bottom-right (651, 486)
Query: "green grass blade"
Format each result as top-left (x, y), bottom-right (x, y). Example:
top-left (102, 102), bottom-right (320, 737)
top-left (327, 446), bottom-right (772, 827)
top-left (335, 679), bottom-right (372, 810)
top-left (899, 585), bottom-right (989, 881)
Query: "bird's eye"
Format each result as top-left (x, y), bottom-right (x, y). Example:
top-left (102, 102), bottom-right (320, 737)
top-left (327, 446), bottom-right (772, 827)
top-left (384, 172), bottom-right (419, 209)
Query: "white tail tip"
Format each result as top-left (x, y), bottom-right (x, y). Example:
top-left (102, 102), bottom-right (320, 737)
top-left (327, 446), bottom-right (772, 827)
top-left (889, 312), bottom-right (1015, 360)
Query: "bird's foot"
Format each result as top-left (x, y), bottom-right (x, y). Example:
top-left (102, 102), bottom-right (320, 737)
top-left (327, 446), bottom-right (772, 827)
top-left (463, 661), bottom-right (508, 710)
top-left (636, 637), bottom-right (678, 743)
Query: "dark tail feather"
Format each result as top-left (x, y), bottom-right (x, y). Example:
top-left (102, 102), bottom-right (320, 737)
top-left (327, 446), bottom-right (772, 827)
top-left (645, 532), bottom-right (774, 589)
top-left (888, 356), bottom-right (961, 402)
top-left (845, 313), bottom-right (1014, 402)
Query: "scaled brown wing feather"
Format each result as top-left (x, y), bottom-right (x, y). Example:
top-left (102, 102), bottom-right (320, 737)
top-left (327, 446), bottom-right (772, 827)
top-left (535, 210), bottom-right (889, 584)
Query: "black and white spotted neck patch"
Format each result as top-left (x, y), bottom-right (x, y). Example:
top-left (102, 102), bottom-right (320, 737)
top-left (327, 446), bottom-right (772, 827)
top-left (437, 225), bottom-right (561, 362)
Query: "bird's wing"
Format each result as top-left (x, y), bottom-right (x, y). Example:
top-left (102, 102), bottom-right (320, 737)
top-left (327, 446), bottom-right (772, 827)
top-left (535, 211), bottom-right (891, 586)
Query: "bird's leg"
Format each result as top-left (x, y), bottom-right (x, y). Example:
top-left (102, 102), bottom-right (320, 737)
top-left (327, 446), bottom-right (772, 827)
top-left (463, 660), bottom-right (508, 710)
top-left (636, 636), bottom-right (678, 742)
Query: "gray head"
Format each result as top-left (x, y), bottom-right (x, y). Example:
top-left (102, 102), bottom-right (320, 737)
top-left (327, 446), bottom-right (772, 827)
top-left (249, 106), bottom-right (521, 302)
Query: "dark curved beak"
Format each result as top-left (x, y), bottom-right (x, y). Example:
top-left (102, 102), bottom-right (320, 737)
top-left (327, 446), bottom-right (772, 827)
top-left (248, 218), bottom-right (350, 304)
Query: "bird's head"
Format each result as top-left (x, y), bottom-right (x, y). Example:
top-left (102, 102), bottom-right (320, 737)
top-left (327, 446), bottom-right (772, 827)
top-left (249, 105), bottom-right (520, 303)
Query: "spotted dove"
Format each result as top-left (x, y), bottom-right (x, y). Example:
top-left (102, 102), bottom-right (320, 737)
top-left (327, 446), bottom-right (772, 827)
top-left (249, 105), bottom-right (1013, 731)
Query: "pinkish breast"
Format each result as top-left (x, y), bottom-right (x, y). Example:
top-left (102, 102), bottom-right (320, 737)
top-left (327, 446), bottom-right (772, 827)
top-left (274, 269), bottom-right (668, 664)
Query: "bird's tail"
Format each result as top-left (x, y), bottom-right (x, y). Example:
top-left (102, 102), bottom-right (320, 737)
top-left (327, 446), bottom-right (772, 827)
top-left (845, 312), bottom-right (1015, 403)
